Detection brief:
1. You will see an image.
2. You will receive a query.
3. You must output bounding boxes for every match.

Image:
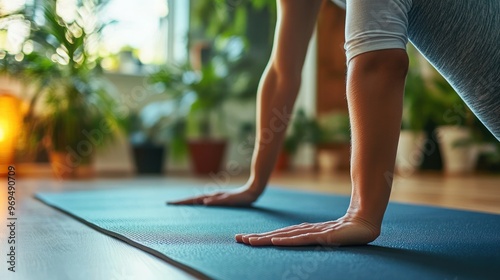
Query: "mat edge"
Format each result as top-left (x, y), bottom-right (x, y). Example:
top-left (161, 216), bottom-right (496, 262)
top-left (33, 194), bottom-right (215, 280)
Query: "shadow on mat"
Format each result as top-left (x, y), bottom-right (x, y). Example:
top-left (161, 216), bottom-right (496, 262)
top-left (272, 245), bottom-right (491, 279)
top-left (172, 204), bottom-right (339, 223)
top-left (219, 205), bottom-right (341, 223)
top-left (226, 207), bottom-right (494, 278)
top-left (169, 205), bottom-right (494, 278)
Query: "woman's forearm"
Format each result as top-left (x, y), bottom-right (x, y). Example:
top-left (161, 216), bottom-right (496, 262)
top-left (246, 64), bottom-right (301, 195)
top-left (242, 0), bottom-right (323, 196)
top-left (346, 49), bottom-right (409, 227)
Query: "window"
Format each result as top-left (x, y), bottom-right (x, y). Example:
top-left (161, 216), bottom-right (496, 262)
top-left (99, 0), bottom-right (189, 72)
top-left (0, 0), bottom-right (189, 72)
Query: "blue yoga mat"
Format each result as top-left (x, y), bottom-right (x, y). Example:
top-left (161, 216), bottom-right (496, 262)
top-left (35, 186), bottom-right (500, 280)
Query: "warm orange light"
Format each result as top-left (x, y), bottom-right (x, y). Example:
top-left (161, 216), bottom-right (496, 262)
top-left (0, 127), bottom-right (5, 141)
top-left (0, 93), bottom-right (22, 175)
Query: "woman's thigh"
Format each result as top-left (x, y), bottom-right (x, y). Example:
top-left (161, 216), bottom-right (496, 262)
top-left (408, 0), bottom-right (500, 140)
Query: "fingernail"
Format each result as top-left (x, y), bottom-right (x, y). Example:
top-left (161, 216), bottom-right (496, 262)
top-left (242, 235), bottom-right (251, 242)
top-left (203, 198), bottom-right (211, 204)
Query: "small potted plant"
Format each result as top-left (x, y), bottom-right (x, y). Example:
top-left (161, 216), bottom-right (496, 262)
top-left (148, 52), bottom-right (254, 175)
top-left (397, 47), bottom-right (429, 174)
top-left (476, 142), bottom-right (500, 173)
top-left (149, 61), bottom-right (230, 175)
top-left (127, 64), bottom-right (192, 175)
top-left (127, 100), bottom-right (187, 175)
top-left (276, 109), bottom-right (323, 172)
top-left (316, 111), bottom-right (351, 172)
top-left (431, 74), bottom-right (480, 174)
top-left (182, 62), bottom-right (234, 175)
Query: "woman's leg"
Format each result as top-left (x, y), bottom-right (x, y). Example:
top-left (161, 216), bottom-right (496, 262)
top-left (408, 0), bottom-right (500, 140)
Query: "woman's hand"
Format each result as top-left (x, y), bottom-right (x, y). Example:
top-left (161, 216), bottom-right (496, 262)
top-left (167, 187), bottom-right (261, 207)
top-left (235, 215), bottom-right (381, 246)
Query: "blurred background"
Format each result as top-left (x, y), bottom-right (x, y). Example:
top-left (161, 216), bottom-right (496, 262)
top-left (1, 0), bottom-right (499, 180)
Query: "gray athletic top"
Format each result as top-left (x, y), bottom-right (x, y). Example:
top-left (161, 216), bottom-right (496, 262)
top-left (332, 0), bottom-right (412, 63)
top-left (331, 0), bottom-right (500, 141)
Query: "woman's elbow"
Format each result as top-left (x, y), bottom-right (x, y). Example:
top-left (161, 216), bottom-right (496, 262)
top-left (349, 49), bottom-right (409, 79)
top-left (265, 63), bottom-right (302, 95)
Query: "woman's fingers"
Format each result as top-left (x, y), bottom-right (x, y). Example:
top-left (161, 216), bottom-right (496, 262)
top-left (167, 193), bottom-right (222, 205)
top-left (235, 234), bottom-right (246, 243)
top-left (202, 193), bottom-right (242, 206)
top-left (270, 232), bottom-right (333, 246)
top-left (235, 223), bottom-right (315, 243)
top-left (167, 196), bottom-right (207, 205)
top-left (251, 223), bottom-right (314, 236)
top-left (237, 218), bottom-right (381, 247)
top-left (238, 231), bottom-right (332, 247)
top-left (246, 227), bottom-right (326, 246)
top-left (167, 189), bottom-right (258, 207)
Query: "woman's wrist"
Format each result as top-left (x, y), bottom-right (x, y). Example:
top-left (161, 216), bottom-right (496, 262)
top-left (340, 211), bottom-right (381, 238)
top-left (345, 202), bottom-right (384, 231)
top-left (242, 176), bottom-right (266, 199)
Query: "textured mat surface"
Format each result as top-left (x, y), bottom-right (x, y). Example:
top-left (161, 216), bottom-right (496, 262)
top-left (35, 186), bottom-right (500, 280)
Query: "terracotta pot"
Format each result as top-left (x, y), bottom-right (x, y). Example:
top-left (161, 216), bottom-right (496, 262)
top-left (188, 139), bottom-right (227, 175)
top-left (49, 151), bottom-right (94, 179)
top-left (274, 151), bottom-right (290, 172)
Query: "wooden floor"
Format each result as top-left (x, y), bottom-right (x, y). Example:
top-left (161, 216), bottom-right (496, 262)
top-left (1, 171), bottom-right (499, 279)
top-left (271, 171), bottom-right (500, 214)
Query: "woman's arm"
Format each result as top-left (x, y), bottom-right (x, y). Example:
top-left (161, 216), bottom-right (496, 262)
top-left (169, 0), bottom-right (323, 206)
top-left (346, 49), bottom-right (408, 227)
top-left (246, 0), bottom-right (324, 197)
top-left (236, 49), bottom-right (408, 246)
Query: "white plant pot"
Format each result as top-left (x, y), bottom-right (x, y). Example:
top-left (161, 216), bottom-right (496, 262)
top-left (436, 126), bottom-right (479, 175)
top-left (318, 150), bottom-right (340, 173)
top-left (396, 130), bottom-right (426, 175)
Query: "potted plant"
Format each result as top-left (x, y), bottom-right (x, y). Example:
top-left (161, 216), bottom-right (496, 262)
top-left (396, 46), bottom-right (429, 174)
top-left (316, 111), bottom-right (351, 172)
top-left (147, 48), bottom-right (254, 175)
top-left (431, 74), bottom-right (480, 174)
top-left (276, 109), bottom-right (323, 172)
top-left (476, 142), bottom-right (500, 173)
top-left (149, 61), bottom-right (230, 175)
top-left (124, 65), bottom-right (190, 175)
top-left (182, 62), bottom-right (232, 175)
top-left (127, 102), bottom-right (187, 175)
top-left (145, 62), bottom-right (232, 175)
top-left (20, 0), bottom-right (121, 178)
